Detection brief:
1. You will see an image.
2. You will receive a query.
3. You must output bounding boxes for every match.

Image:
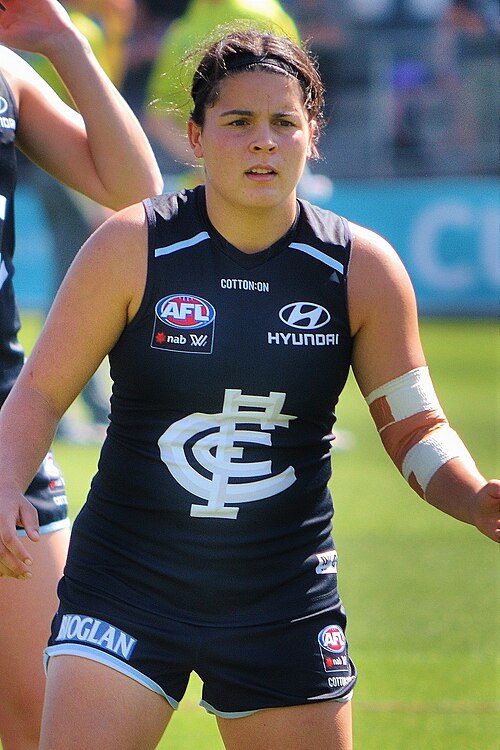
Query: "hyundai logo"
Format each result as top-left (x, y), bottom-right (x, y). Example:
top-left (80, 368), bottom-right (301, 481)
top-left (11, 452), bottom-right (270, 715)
top-left (279, 302), bottom-right (330, 330)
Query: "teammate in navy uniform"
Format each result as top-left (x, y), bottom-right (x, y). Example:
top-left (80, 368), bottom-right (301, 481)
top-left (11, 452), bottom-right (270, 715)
top-left (0, 1), bottom-right (162, 747)
top-left (0, 27), bottom-right (498, 750)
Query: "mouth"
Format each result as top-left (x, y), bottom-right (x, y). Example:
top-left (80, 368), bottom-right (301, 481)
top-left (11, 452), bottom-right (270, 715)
top-left (245, 167), bottom-right (277, 178)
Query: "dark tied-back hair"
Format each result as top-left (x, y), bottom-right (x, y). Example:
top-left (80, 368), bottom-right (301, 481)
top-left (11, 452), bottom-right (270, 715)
top-left (189, 29), bottom-right (325, 157)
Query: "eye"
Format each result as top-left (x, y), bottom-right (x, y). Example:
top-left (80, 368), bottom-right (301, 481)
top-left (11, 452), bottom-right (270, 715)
top-left (276, 119), bottom-right (296, 128)
top-left (227, 118), bottom-right (249, 127)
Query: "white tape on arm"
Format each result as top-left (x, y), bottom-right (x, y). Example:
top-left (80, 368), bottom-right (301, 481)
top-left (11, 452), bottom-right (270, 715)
top-left (366, 367), bottom-right (477, 496)
top-left (401, 425), bottom-right (477, 494)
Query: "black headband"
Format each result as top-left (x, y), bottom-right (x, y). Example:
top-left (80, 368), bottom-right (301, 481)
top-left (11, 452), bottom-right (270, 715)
top-left (224, 53), bottom-right (307, 88)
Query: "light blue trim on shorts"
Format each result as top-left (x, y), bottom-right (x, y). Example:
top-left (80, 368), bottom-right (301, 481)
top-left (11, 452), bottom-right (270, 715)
top-left (200, 689), bottom-right (353, 718)
top-left (199, 699), bottom-right (258, 719)
top-left (307, 689), bottom-right (354, 703)
top-left (16, 517), bottom-right (71, 537)
top-left (44, 644), bottom-right (179, 710)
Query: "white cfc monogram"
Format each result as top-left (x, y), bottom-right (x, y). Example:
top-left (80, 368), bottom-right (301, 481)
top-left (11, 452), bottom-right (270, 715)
top-left (159, 389), bottom-right (297, 518)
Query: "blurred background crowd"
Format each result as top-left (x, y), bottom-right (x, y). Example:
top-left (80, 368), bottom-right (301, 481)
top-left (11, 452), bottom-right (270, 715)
top-left (24, 0), bottom-right (500, 183)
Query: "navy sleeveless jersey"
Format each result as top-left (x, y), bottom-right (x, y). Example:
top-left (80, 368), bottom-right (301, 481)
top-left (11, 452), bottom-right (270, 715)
top-left (68, 186), bottom-right (353, 626)
top-left (0, 71), bottom-right (22, 407)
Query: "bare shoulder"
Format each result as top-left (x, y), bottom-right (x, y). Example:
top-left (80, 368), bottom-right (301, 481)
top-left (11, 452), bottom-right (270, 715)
top-left (347, 220), bottom-right (417, 335)
top-left (76, 201), bottom-right (148, 270)
top-left (348, 220), bottom-right (406, 274)
top-left (68, 202), bottom-right (149, 323)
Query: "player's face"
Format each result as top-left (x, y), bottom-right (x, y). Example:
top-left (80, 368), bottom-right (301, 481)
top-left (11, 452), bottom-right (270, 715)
top-left (188, 70), bottom-right (315, 214)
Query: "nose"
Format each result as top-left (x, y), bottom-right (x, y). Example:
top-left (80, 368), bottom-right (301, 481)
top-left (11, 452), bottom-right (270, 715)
top-left (250, 123), bottom-right (277, 152)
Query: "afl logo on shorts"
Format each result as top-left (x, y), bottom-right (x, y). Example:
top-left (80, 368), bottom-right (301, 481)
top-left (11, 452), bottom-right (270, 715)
top-left (156, 294), bottom-right (215, 329)
top-left (318, 625), bottom-right (346, 653)
top-left (318, 625), bottom-right (349, 674)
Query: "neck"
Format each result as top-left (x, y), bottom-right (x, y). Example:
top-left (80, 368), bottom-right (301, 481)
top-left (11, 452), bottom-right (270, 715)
top-left (203, 190), bottom-right (298, 253)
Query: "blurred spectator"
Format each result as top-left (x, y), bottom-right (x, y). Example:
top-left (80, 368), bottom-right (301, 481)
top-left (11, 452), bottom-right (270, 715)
top-left (349, 0), bottom-right (451, 26)
top-left (71, 0), bottom-right (137, 85)
top-left (431, 0), bottom-right (499, 152)
top-left (282, 1), bottom-right (351, 112)
top-left (122, 0), bottom-right (189, 116)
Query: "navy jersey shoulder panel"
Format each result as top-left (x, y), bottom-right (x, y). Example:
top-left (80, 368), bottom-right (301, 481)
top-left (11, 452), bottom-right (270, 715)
top-left (126, 188), bottom-right (207, 336)
top-left (145, 187), bottom-right (204, 248)
top-left (295, 199), bottom-right (351, 270)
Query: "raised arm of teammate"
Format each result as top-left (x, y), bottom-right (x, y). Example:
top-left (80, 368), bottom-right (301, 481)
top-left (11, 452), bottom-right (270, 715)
top-left (0, 0), bottom-right (163, 206)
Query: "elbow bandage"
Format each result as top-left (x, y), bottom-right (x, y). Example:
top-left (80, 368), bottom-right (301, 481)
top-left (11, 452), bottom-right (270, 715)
top-left (365, 367), bottom-right (476, 497)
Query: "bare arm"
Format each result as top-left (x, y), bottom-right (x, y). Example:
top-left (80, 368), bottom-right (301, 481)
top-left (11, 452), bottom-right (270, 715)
top-left (348, 222), bottom-right (500, 543)
top-left (0, 0), bottom-right (162, 207)
top-left (0, 202), bottom-right (148, 576)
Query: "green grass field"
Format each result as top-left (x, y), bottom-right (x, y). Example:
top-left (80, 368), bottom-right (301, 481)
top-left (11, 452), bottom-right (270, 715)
top-left (13, 314), bottom-right (500, 749)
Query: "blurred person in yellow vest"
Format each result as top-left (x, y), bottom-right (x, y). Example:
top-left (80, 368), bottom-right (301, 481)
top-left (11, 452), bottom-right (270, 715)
top-left (29, 0), bottom-right (136, 91)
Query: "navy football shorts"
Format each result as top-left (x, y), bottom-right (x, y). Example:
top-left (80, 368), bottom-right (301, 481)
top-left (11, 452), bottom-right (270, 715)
top-left (45, 585), bottom-right (357, 717)
top-left (17, 451), bottom-right (70, 536)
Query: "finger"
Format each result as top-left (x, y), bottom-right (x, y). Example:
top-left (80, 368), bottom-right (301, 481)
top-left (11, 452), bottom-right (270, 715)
top-left (0, 553), bottom-right (32, 579)
top-left (0, 534), bottom-right (34, 578)
top-left (486, 479), bottom-right (500, 498)
top-left (17, 501), bottom-right (40, 543)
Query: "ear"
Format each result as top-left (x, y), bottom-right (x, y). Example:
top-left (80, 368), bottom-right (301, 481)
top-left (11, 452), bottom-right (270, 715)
top-left (187, 120), bottom-right (204, 158)
top-left (306, 119), bottom-right (318, 159)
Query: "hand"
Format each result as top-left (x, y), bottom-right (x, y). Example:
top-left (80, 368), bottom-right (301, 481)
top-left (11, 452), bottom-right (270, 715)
top-left (0, 488), bottom-right (40, 579)
top-left (0, 0), bottom-right (73, 55)
top-left (472, 479), bottom-right (500, 543)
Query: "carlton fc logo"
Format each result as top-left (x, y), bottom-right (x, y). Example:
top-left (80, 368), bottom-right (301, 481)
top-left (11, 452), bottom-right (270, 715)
top-left (152, 294), bottom-right (216, 354)
top-left (159, 389), bottom-right (297, 519)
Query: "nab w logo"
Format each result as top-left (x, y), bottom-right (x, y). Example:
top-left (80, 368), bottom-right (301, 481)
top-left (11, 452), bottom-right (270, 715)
top-left (190, 333), bottom-right (208, 347)
top-left (159, 389), bottom-right (297, 518)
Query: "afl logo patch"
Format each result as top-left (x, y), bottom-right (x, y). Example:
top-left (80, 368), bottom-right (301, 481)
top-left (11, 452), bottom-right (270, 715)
top-left (156, 294), bottom-right (215, 329)
top-left (318, 625), bottom-right (346, 654)
top-left (279, 302), bottom-right (330, 330)
top-left (0, 97), bottom-right (8, 115)
top-left (318, 625), bottom-right (350, 674)
top-left (152, 294), bottom-right (216, 354)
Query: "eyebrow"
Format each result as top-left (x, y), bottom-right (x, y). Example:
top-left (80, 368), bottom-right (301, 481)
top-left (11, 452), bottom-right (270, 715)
top-left (219, 109), bottom-right (253, 117)
top-left (219, 109), bottom-right (297, 118)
